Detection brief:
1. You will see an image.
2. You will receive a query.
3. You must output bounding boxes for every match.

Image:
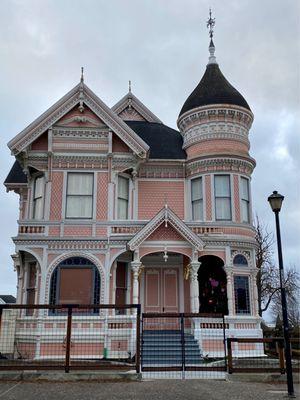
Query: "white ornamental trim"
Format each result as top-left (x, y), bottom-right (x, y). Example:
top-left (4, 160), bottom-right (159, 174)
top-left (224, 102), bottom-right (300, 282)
top-left (127, 206), bottom-right (204, 251)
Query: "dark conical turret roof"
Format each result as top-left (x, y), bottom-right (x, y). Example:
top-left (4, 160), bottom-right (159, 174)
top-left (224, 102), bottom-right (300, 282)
top-left (179, 63), bottom-right (251, 117)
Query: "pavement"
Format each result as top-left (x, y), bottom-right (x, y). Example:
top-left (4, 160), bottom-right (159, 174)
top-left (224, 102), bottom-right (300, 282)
top-left (0, 380), bottom-right (299, 400)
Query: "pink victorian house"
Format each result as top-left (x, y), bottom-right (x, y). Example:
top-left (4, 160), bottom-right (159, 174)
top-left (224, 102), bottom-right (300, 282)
top-left (4, 37), bottom-right (262, 359)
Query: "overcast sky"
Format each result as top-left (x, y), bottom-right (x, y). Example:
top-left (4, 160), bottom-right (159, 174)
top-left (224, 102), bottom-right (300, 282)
top-left (0, 0), bottom-right (299, 299)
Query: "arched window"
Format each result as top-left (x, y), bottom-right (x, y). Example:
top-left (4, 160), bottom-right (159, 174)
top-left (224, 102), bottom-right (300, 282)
top-left (49, 257), bottom-right (100, 306)
top-left (233, 254), bottom-right (248, 267)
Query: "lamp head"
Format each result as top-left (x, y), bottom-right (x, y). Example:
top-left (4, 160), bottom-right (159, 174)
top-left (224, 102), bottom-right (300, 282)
top-left (268, 191), bottom-right (284, 213)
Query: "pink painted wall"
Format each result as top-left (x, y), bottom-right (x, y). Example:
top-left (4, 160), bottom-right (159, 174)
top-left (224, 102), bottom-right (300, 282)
top-left (138, 181), bottom-right (184, 219)
top-left (49, 172), bottom-right (63, 220)
top-left (31, 131), bottom-right (48, 150)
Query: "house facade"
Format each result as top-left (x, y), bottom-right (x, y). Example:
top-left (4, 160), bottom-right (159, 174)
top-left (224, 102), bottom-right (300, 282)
top-left (4, 37), bottom-right (262, 358)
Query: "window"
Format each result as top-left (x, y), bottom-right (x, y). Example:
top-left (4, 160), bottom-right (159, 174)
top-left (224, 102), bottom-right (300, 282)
top-left (66, 173), bottom-right (93, 218)
top-left (234, 276), bottom-right (250, 314)
top-left (191, 178), bottom-right (203, 220)
top-left (115, 262), bottom-right (127, 314)
top-left (26, 262), bottom-right (37, 316)
top-left (233, 254), bottom-right (248, 267)
top-left (241, 177), bottom-right (250, 222)
top-left (117, 176), bottom-right (129, 219)
top-left (214, 175), bottom-right (231, 220)
top-left (49, 257), bottom-right (100, 306)
top-left (33, 176), bottom-right (44, 219)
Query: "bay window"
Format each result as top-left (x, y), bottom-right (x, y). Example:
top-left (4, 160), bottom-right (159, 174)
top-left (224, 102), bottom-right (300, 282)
top-left (241, 177), bottom-right (250, 223)
top-left (33, 176), bottom-right (44, 219)
top-left (117, 176), bottom-right (129, 219)
top-left (214, 175), bottom-right (231, 220)
top-left (191, 177), bottom-right (203, 220)
top-left (66, 173), bottom-right (93, 218)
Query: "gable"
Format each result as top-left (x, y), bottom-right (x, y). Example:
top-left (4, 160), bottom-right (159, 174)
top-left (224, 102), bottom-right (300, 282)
top-left (31, 131), bottom-right (48, 151)
top-left (147, 223), bottom-right (186, 242)
top-left (128, 206), bottom-right (204, 251)
top-left (8, 82), bottom-right (149, 158)
top-left (112, 134), bottom-right (131, 153)
top-left (112, 92), bottom-right (162, 123)
top-left (55, 105), bottom-right (105, 128)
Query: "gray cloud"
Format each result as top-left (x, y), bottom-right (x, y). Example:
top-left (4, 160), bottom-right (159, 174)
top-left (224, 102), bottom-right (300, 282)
top-left (0, 0), bottom-right (299, 294)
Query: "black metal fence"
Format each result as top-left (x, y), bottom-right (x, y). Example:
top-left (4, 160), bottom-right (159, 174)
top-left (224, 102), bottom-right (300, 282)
top-left (0, 304), bottom-right (141, 373)
top-left (141, 313), bottom-right (227, 378)
top-left (227, 337), bottom-right (300, 375)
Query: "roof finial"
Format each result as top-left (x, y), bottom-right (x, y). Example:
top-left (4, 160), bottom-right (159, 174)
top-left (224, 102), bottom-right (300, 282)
top-left (129, 80), bottom-right (132, 93)
top-left (80, 67), bottom-right (84, 84)
top-left (207, 9), bottom-right (217, 65)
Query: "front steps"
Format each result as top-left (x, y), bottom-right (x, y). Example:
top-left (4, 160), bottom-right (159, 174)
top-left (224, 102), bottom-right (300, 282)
top-left (141, 330), bottom-right (203, 366)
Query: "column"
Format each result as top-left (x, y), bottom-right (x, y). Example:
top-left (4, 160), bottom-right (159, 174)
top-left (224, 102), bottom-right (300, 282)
top-left (226, 271), bottom-right (234, 315)
top-left (251, 271), bottom-right (259, 317)
top-left (131, 261), bottom-right (142, 305)
top-left (189, 261), bottom-right (201, 313)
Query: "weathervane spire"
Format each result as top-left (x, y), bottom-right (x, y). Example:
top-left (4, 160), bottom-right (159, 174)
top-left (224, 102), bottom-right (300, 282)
top-left (206, 8), bottom-right (217, 65)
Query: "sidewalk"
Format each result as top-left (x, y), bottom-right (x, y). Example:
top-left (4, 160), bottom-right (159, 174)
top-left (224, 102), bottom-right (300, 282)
top-left (0, 380), bottom-right (299, 400)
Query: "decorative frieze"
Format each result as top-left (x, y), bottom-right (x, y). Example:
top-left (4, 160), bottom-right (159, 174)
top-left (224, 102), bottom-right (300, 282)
top-left (186, 156), bottom-right (255, 176)
top-left (139, 164), bottom-right (185, 179)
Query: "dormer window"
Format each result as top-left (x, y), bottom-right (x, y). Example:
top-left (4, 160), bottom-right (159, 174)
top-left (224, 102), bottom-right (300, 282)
top-left (33, 176), bottom-right (44, 219)
top-left (117, 176), bottom-right (129, 219)
top-left (191, 177), bottom-right (203, 220)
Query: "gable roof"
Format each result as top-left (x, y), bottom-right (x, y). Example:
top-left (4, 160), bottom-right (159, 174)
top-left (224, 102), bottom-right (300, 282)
top-left (4, 161), bottom-right (27, 188)
top-left (8, 82), bottom-right (149, 158)
top-left (126, 121), bottom-right (186, 160)
top-left (112, 91), bottom-right (162, 123)
top-left (127, 205), bottom-right (204, 251)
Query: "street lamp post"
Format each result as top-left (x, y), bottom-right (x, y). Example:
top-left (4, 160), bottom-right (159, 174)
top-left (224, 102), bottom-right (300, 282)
top-left (268, 191), bottom-right (294, 397)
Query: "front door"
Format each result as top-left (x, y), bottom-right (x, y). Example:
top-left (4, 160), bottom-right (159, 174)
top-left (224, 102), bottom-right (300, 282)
top-left (144, 267), bottom-right (179, 313)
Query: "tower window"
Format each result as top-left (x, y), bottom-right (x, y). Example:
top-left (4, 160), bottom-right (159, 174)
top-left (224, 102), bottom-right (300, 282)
top-left (117, 176), bottom-right (129, 219)
top-left (241, 177), bottom-right (250, 222)
top-left (66, 173), bottom-right (93, 218)
top-left (214, 175), bottom-right (231, 220)
top-left (191, 178), bottom-right (203, 220)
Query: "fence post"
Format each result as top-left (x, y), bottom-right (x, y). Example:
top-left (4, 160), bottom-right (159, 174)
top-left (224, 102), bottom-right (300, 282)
top-left (180, 314), bottom-right (185, 378)
top-left (65, 306), bottom-right (73, 373)
top-left (222, 315), bottom-right (227, 370)
top-left (136, 304), bottom-right (141, 373)
top-left (278, 339), bottom-right (285, 375)
top-left (227, 339), bottom-right (233, 374)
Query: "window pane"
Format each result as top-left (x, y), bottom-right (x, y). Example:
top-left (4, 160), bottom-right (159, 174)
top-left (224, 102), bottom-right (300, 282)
top-left (241, 177), bottom-right (249, 200)
top-left (241, 200), bottom-right (250, 222)
top-left (191, 178), bottom-right (202, 201)
top-left (118, 198), bottom-right (128, 219)
top-left (59, 268), bottom-right (93, 304)
top-left (192, 199), bottom-right (203, 220)
top-left (67, 173), bottom-right (93, 195)
top-left (33, 197), bottom-right (44, 219)
top-left (216, 198), bottom-right (231, 220)
top-left (234, 276), bottom-right (250, 314)
top-left (66, 196), bottom-right (93, 218)
top-left (215, 175), bottom-right (230, 196)
top-left (34, 176), bottom-right (44, 198)
top-left (118, 176), bottom-right (129, 200)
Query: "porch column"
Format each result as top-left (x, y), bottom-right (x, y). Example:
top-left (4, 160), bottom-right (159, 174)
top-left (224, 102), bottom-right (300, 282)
top-left (226, 271), bottom-right (234, 315)
top-left (190, 261), bottom-right (201, 313)
top-left (131, 261), bottom-right (142, 304)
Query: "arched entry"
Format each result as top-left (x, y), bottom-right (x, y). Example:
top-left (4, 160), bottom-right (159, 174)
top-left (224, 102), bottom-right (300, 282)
top-left (49, 257), bottom-right (100, 305)
top-left (198, 255), bottom-right (228, 315)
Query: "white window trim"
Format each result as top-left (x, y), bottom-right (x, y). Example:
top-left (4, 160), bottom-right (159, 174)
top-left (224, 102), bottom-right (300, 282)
top-left (213, 173), bottom-right (233, 222)
top-left (239, 175), bottom-right (252, 224)
top-left (63, 171), bottom-right (95, 220)
top-left (115, 173), bottom-right (132, 221)
top-left (189, 176), bottom-right (205, 221)
top-left (31, 173), bottom-right (45, 220)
